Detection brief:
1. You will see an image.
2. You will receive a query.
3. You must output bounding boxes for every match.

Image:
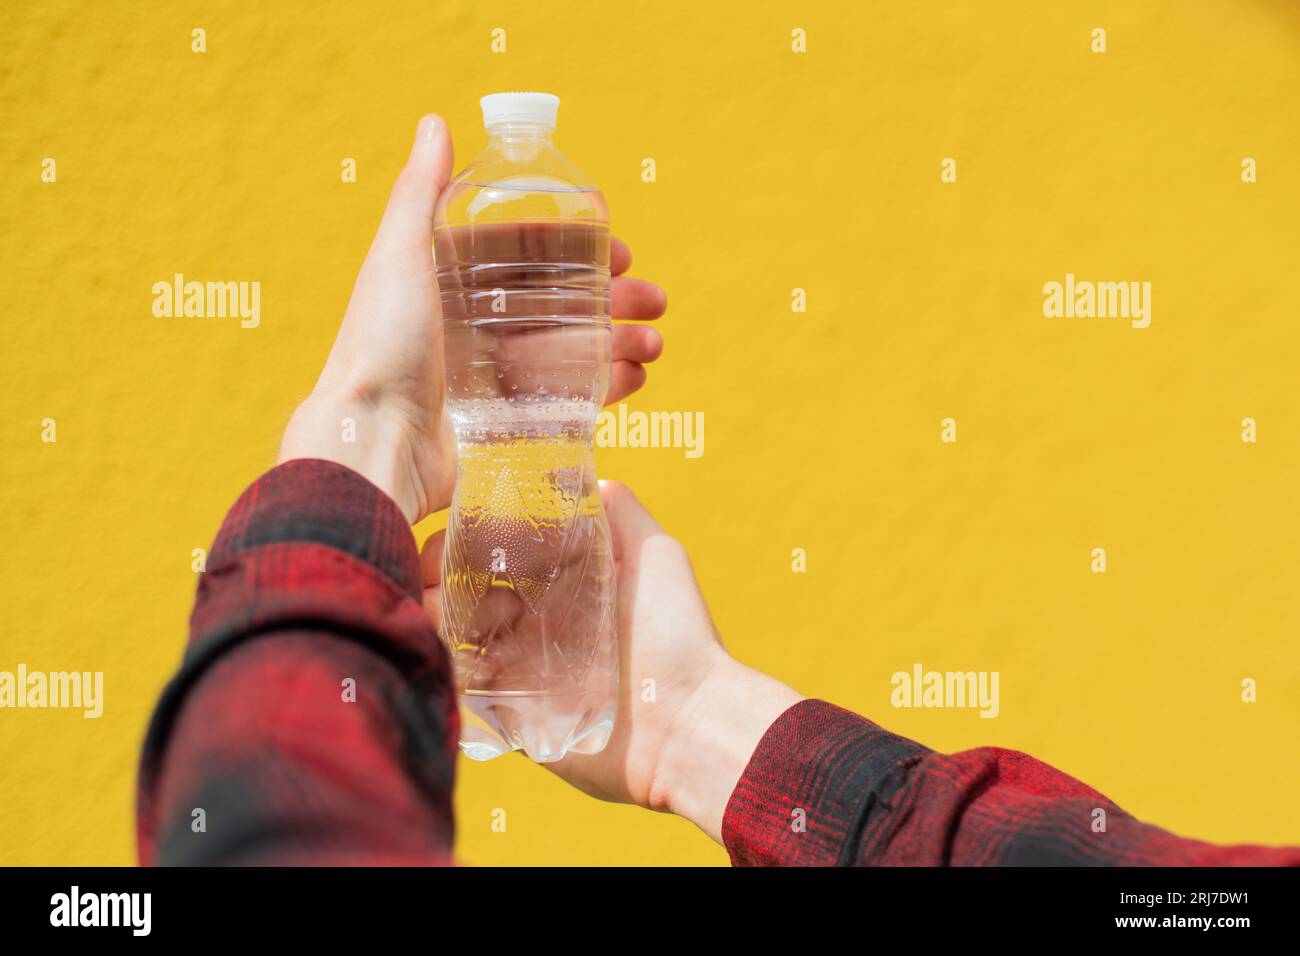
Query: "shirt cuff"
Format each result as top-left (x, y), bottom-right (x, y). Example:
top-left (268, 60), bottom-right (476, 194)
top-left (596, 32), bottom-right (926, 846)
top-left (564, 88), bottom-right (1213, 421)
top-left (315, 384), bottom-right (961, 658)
top-left (209, 458), bottom-right (421, 600)
top-left (721, 699), bottom-right (931, 866)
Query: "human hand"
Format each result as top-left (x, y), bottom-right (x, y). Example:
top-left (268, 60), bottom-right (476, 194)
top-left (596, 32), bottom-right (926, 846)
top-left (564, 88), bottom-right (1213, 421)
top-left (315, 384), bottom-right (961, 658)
top-left (278, 114), bottom-right (667, 523)
top-left (420, 480), bottom-right (803, 843)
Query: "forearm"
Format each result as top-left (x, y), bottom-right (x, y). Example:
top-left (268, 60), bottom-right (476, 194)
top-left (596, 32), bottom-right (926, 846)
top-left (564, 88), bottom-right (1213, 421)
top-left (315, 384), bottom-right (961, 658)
top-left (137, 459), bottom-right (458, 865)
top-left (716, 699), bottom-right (1300, 866)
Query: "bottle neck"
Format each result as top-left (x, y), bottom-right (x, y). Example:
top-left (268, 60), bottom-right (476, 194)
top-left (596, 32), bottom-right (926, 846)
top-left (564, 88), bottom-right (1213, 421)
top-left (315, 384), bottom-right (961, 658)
top-left (486, 123), bottom-right (554, 144)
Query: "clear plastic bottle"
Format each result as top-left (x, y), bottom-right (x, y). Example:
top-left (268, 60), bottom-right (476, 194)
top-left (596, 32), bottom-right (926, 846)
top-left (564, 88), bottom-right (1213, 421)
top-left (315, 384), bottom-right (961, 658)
top-left (433, 92), bottom-right (617, 763)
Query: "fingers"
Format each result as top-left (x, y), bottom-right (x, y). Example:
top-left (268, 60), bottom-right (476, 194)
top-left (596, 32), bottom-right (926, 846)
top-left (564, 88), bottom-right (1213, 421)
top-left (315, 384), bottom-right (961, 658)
top-left (372, 114), bottom-right (454, 259)
top-left (598, 480), bottom-right (664, 561)
top-left (605, 325), bottom-right (661, 404)
top-left (606, 360), bottom-right (647, 405)
top-left (420, 528), bottom-right (446, 589)
top-left (420, 528), bottom-right (447, 633)
top-left (612, 323), bottom-right (663, 364)
top-left (609, 238), bottom-right (665, 321)
top-left (605, 241), bottom-right (665, 407)
top-left (610, 276), bottom-right (667, 321)
top-left (610, 237), bottom-right (632, 276)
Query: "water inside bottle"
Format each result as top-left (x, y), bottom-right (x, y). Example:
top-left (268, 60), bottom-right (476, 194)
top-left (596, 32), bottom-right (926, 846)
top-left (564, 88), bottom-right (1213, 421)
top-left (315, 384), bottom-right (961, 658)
top-left (435, 186), bottom-right (617, 763)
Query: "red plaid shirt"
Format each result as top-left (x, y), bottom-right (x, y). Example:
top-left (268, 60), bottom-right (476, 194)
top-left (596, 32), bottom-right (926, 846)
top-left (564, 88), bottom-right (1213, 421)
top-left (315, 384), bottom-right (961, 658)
top-left (137, 460), bottom-right (1300, 866)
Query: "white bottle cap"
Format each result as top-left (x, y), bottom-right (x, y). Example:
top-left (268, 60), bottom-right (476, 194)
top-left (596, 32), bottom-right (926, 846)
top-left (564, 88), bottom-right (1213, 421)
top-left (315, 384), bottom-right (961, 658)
top-left (480, 91), bottom-right (560, 130)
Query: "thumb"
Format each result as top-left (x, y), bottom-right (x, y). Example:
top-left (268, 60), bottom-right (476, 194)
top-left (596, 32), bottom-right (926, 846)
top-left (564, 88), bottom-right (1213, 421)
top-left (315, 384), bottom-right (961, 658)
top-left (373, 114), bottom-right (454, 255)
top-left (598, 480), bottom-right (666, 561)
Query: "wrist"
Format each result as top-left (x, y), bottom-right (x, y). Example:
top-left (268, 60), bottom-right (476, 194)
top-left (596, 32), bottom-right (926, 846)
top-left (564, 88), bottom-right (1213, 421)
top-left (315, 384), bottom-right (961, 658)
top-left (651, 650), bottom-right (803, 844)
top-left (278, 392), bottom-right (426, 523)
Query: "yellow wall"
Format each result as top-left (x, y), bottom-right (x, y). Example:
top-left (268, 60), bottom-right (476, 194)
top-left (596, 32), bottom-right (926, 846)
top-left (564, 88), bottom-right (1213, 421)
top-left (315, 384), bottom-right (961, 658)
top-left (2, 1), bottom-right (1298, 866)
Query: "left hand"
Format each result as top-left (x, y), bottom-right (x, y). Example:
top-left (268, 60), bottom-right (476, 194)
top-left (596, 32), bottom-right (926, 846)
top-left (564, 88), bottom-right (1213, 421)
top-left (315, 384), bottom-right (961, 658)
top-left (279, 113), bottom-right (668, 522)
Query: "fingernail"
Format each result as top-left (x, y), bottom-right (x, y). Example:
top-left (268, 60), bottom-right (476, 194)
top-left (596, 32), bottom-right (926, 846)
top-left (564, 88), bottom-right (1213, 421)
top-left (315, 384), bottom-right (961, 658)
top-left (415, 115), bottom-right (442, 143)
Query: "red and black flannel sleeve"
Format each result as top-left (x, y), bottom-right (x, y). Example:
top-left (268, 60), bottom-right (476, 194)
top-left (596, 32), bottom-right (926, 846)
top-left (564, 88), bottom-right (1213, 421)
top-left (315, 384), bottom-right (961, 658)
top-left (137, 459), bottom-right (458, 866)
top-left (723, 700), bottom-right (1300, 866)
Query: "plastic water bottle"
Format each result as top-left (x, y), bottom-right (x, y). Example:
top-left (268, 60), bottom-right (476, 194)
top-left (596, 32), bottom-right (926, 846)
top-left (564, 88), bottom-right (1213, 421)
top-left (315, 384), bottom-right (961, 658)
top-left (433, 92), bottom-right (617, 763)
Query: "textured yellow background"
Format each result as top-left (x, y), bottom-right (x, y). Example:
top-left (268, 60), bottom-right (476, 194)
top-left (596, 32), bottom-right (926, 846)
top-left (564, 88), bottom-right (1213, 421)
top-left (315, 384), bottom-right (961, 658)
top-left (2, 1), bottom-right (1298, 866)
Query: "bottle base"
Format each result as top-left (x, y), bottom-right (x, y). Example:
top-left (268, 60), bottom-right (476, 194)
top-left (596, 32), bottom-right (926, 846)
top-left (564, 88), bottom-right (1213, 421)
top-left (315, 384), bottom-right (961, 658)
top-left (457, 693), bottom-right (615, 763)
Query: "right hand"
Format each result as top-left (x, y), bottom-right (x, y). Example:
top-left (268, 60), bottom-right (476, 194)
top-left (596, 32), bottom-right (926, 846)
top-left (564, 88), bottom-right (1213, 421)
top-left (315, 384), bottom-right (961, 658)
top-left (420, 481), bottom-right (802, 843)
